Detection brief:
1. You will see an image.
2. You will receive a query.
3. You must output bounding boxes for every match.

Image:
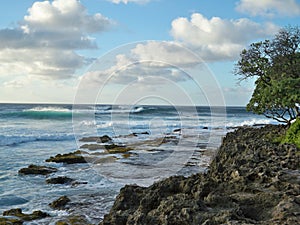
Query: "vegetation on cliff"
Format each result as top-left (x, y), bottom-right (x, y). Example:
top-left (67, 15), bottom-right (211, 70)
top-left (281, 118), bottom-right (300, 148)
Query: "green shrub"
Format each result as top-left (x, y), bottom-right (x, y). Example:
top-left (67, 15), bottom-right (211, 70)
top-left (281, 118), bottom-right (300, 148)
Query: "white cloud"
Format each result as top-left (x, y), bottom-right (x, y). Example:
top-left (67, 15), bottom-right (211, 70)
top-left (1, 75), bottom-right (79, 103)
top-left (3, 79), bottom-right (25, 88)
top-left (24, 0), bottom-right (111, 33)
top-left (170, 13), bottom-right (278, 61)
top-left (108, 0), bottom-right (151, 4)
top-left (80, 41), bottom-right (203, 88)
top-left (0, 0), bottom-right (113, 79)
top-left (236, 0), bottom-right (300, 17)
top-left (75, 40), bottom-right (227, 106)
top-left (131, 41), bottom-right (201, 67)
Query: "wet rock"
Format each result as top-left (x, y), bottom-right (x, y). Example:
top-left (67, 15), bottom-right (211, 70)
top-left (3, 208), bottom-right (49, 221)
top-left (104, 144), bottom-right (133, 154)
top-left (79, 135), bottom-right (112, 143)
top-left (0, 217), bottom-right (23, 224)
top-left (18, 164), bottom-right (57, 175)
top-left (49, 196), bottom-right (71, 210)
top-left (46, 176), bottom-right (75, 185)
top-left (173, 128), bottom-right (181, 133)
top-left (133, 131), bottom-right (150, 135)
top-left (71, 181), bottom-right (88, 187)
top-left (80, 144), bottom-right (103, 150)
top-left (100, 125), bottom-right (300, 225)
top-left (93, 156), bottom-right (117, 164)
top-left (55, 215), bottom-right (92, 225)
top-left (46, 151), bottom-right (87, 164)
top-left (117, 132), bottom-right (150, 138)
top-left (162, 135), bottom-right (179, 144)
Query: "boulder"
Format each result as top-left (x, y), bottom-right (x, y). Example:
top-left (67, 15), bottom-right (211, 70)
top-left (3, 208), bottom-right (49, 221)
top-left (80, 144), bottom-right (103, 150)
top-left (46, 151), bottom-right (87, 164)
top-left (104, 144), bottom-right (133, 154)
top-left (0, 217), bottom-right (23, 224)
top-left (79, 135), bottom-right (112, 143)
top-left (46, 176), bottom-right (75, 185)
top-left (49, 196), bottom-right (71, 210)
top-left (55, 215), bottom-right (92, 225)
top-left (18, 164), bottom-right (57, 175)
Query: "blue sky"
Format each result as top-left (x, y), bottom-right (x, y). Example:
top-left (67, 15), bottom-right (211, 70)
top-left (0, 0), bottom-right (299, 106)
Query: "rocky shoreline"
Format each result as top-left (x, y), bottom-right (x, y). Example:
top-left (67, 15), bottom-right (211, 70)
top-left (1, 124), bottom-right (299, 224)
top-left (101, 125), bottom-right (300, 225)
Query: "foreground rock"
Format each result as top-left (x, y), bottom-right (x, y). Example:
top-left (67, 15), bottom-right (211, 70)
top-left (49, 196), bottom-right (71, 210)
top-left (2, 208), bottom-right (49, 222)
top-left (18, 164), bottom-right (57, 175)
top-left (79, 135), bottom-right (112, 143)
top-left (46, 176), bottom-right (75, 185)
top-left (100, 125), bottom-right (300, 225)
top-left (0, 216), bottom-right (22, 224)
top-left (55, 215), bottom-right (93, 225)
top-left (46, 150), bottom-right (87, 164)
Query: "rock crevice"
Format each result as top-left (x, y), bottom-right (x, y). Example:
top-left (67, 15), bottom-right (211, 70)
top-left (100, 125), bottom-right (300, 225)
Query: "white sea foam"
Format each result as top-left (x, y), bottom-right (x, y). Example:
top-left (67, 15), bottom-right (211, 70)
top-left (226, 118), bottom-right (274, 128)
top-left (24, 106), bottom-right (71, 112)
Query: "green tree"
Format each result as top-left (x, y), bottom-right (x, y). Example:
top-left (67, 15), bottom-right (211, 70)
top-left (235, 26), bottom-right (300, 124)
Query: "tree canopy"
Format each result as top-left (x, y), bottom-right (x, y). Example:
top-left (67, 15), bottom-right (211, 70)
top-left (235, 26), bottom-right (300, 124)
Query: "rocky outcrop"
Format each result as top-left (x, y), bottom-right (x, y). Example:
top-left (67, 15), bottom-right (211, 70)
top-left (2, 208), bottom-right (49, 223)
top-left (49, 196), bottom-right (71, 210)
top-left (79, 135), bottom-right (112, 143)
top-left (18, 164), bottom-right (57, 175)
top-left (55, 215), bottom-right (93, 225)
top-left (46, 150), bottom-right (87, 164)
top-left (46, 176), bottom-right (75, 185)
top-left (100, 125), bottom-right (300, 225)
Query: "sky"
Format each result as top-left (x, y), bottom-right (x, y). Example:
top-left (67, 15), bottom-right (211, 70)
top-left (0, 0), bottom-right (299, 106)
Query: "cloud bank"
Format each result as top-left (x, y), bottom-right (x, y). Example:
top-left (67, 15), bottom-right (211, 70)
top-left (170, 13), bottom-right (278, 61)
top-left (80, 41), bottom-right (198, 88)
top-left (81, 13), bottom-right (279, 90)
top-left (0, 0), bottom-right (113, 79)
top-left (236, 0), bottom-right (300, 17)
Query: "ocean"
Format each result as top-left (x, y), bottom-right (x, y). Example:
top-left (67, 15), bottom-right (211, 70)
top-left (0, 103), bottom-right (276, 224)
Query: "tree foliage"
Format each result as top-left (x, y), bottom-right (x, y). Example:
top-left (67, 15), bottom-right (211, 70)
top-left (281, 117), bottom-right (300, 148)
top-left (235, 26), bottom-right (300, 124)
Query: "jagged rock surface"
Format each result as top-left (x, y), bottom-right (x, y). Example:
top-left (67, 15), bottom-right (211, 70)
top-left (100, 125), bottom-right (300, 225)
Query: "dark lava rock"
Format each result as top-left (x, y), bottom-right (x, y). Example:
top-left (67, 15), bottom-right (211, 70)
top-left (100, 125), bottom-right (300, 225)
top-left (79, 135), bottom-right (112, 143)
top-left (80, 144), bottom-right (103, 150)
top-left (133, 131), bottom-right (150, 136)
top-left (162, 135), bottom-right (179, 144)
top-left (55, 215), bottom-right (92, 225)
top-left (104, 144), bottom-right (133, 154)
top-left (0, 217), bottom-right (23, 224)
top-left (18, 164), bottom-right (57, 175)
top-left (49, 196), bottom-right (71, 210)
top-left (173, 128), bottom-right (181, 132)
top-left (46, 151), bottom-right (87, 164)
top-left (46, 176), bottom-right (75, 185)
top-left (3, 208), bottom-right (49, 221)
